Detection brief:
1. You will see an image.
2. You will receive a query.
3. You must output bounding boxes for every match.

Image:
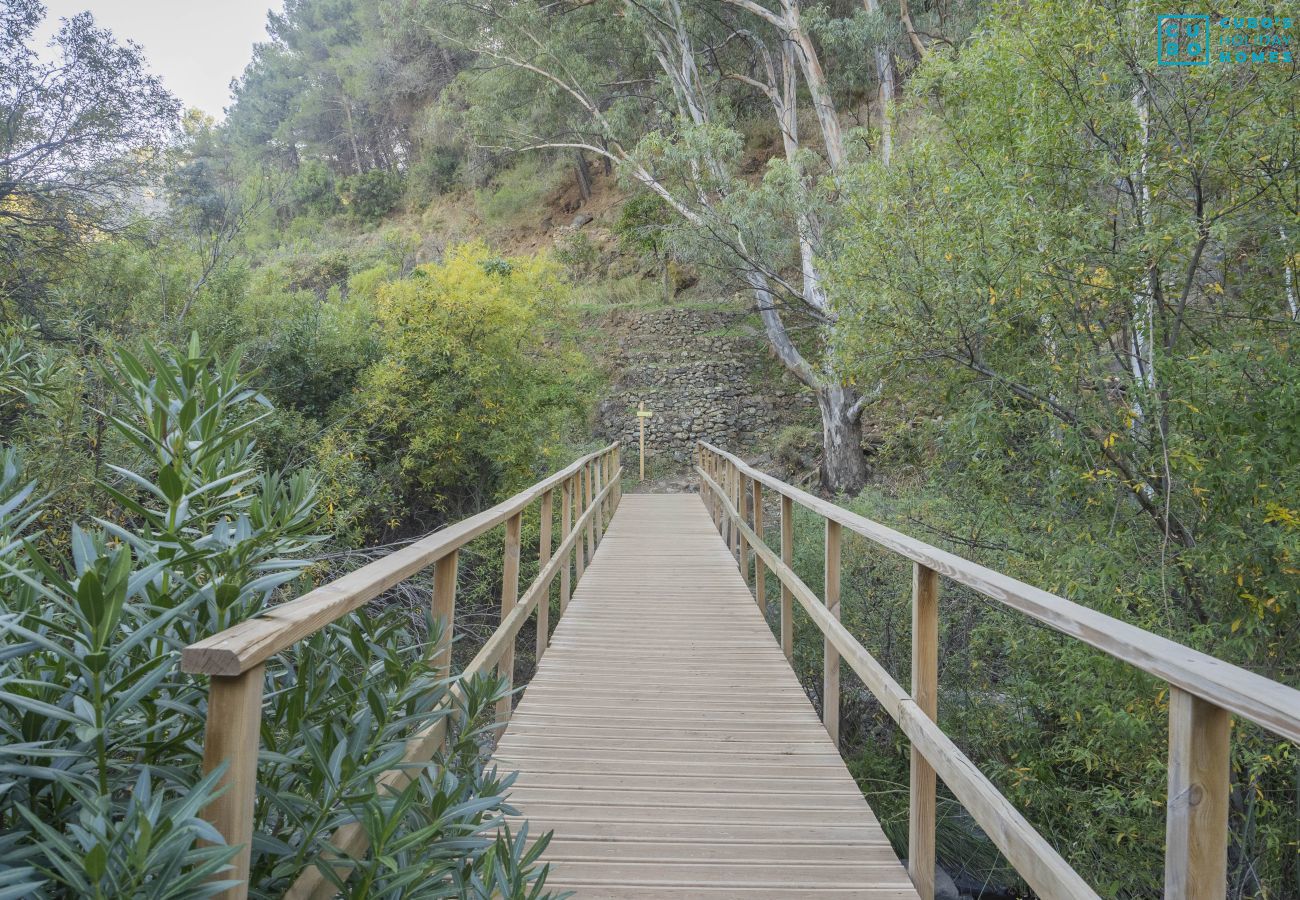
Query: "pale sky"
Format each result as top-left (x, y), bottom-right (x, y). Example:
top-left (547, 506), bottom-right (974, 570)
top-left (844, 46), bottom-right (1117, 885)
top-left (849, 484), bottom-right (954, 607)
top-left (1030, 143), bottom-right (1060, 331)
top-left (36, 0), bottom-right (285, 118)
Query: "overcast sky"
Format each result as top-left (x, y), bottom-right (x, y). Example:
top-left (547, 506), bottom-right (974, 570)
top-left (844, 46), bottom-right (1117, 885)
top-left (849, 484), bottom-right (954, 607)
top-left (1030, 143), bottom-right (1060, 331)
top-left (36, 0), bottom-right (284, 118)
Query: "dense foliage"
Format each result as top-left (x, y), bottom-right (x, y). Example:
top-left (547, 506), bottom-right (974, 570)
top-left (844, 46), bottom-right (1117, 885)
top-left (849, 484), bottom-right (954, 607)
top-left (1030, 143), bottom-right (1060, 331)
top-left (821, 1), bottom-right (1300, 894)
top-left (0, 335), bottom-right (559, 896)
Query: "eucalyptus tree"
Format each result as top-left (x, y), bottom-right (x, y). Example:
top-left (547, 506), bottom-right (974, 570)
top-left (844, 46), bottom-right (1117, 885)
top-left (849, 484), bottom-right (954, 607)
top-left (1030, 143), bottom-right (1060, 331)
top-left (440, 0), bottom-right (902, 491)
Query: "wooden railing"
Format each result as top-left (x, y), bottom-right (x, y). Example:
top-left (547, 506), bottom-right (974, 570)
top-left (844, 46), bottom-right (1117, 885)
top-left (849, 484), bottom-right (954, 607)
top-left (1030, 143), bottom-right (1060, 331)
top-left (182, 444), bottom-right (622, 900)
top-left (696, 441), bottom-right (1300, 900)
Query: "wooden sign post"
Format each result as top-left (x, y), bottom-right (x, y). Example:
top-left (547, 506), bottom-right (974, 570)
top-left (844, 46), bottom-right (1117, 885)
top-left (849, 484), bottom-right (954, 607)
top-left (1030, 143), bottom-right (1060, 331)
top-left (636, 401), bottom-right (653, 481)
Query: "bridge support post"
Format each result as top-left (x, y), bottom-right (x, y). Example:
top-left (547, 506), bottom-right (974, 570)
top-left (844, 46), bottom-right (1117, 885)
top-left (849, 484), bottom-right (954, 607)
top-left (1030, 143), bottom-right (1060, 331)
top-left (909, 562), bottom-right (939, 900)
top-left (752, 480), bottom-right (765, 613)
top-left (497, 512), bottom-right (522, 724)
top-left (593, 458), bottom-right (604, 544)
top-left (201, 665), bottom-right (265, 900)
top-left (1164, 688), bottom-right (1230, 900)
top-left (823, 519), bottom-right (841, 747)
top-left (574, 474), bottom-right (587, 583)
top-left (585, 461), bottom-right (597, 558)
top-left (537, 490), bottom-right (553, 660)
top-left (560, 479), bottom-right (573, 613)
top-left (432, 550), bottom-right (459, 680)
top-left (741, 474), bottom-right (753, 586)
top-left (780, 494), bottom-right (794, 661)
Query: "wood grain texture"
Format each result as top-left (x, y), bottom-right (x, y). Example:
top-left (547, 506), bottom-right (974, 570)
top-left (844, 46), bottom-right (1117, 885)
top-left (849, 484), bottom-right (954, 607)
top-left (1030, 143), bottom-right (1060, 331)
top-left (493, 494), bottom-right (916, 898)
top-left (538, 490), bottom-right (553, 660)
top-left (201, 666), bottom-right (265, 900)
top-left (909, 563), bottom-right (939, 900)
top-left (824, 519), bottom-right (842, 747)
top-left (697, 442), bottom-right (1300, 744)
top-left (431, 550), bottom-right (458, 681)
top-left (1164, 688), bottom-right (1230, 900)
top-left (498, 512), bottom-right (522, 724)
top-left (752, 479), bottom-right (766, 613)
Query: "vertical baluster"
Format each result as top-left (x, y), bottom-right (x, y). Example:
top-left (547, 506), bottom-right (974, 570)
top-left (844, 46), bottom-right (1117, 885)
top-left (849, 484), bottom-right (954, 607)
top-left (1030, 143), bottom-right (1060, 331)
top-left (780, 494), bottom-right (794, 661)
top-left (1164, 689), bottom-right (1230, 900)
top-left (202, 665), bottom-right (265, 900)
top-left (740, 473), bottom-right (752, 586)
top-left (909, 563), bottom-right (939, 900)
top-left (593, 456), bottom-right (604, 544)
top-left (751, 479), bottom-right (765, 612)
top-left (497, 512), bottom-right (522, 724)
top-left (537, 490), bottom-right (553, 660)
top-left (432, 550), bottom-right (458, 680)
top-left (560, 477), bottom-right (573, 613)
top-left (574, 473), bottom-right (587, 583)
top-left (584, 459), bottom-right (597, 559)
top-left (730, 463), bottom-right (741, 563)
top-left (823, 520), bottom-right (842, 746)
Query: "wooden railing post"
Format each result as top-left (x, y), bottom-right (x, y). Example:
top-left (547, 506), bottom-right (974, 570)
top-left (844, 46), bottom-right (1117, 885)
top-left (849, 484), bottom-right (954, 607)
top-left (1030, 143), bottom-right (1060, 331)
top-left (740, 473), bottom-right (753, 586)
top-left (584, 461), bottom-right (597, 559)
top-left (1164, 688), bottom-right (1231, 900)
top-left (910, 563), bottom-right (940, 900)
top-left (823, 519), bottom-right (842, 746)
top-left (432, 550), bottom-right (458, 680)
top-left (497, 512), bottom-right (522, 723)
top-left (751, 479), bottom-right (765, 612)
top-left (729, 463), bottom-right (741, 563)
top-left (592, 457), bottom-right (604, 544)
top-left (537, 489), bottom-right (553, 660)
top-left (560, 478), bottom-right (573, 613)
top-left (202, 665), bottom-right (265, 900)
top-left (780, 494), bottom-right (794, 661)
top-left (574, 473), bottom-right (587, 582)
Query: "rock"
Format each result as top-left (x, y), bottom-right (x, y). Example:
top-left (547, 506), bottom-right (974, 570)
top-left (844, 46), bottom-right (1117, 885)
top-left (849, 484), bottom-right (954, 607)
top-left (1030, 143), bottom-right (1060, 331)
top-left (571, 213), bottom-right (593, 228)
top-left (901, 862), bottom-right (961, 900)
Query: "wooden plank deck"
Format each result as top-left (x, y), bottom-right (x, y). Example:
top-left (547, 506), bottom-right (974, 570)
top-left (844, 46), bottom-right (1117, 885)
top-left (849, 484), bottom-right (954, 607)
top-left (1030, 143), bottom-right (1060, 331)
top-left (494, 493), bottom-right (919, 899)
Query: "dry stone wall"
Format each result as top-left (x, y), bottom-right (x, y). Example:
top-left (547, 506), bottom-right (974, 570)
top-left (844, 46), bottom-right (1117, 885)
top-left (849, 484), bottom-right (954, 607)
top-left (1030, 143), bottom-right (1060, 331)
top-left (596, 306), bottom-right (814, 463)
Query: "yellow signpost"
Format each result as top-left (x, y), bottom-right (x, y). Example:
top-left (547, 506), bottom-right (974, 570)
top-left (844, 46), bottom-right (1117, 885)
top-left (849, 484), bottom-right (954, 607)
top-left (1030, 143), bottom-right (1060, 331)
top-left (635, 401), bottom-right (653, 481)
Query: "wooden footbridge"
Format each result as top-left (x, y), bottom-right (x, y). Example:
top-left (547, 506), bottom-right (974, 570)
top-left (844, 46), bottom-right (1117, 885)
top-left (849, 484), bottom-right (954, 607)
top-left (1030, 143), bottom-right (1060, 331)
top-left (184, 443), bottom-right (1300, 899)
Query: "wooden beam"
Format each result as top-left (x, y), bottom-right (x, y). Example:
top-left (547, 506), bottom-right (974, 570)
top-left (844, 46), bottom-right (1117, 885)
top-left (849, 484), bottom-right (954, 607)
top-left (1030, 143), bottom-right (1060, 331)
top-left (752, 479), bottom-right (765, 613)
top-left (575, 472), bottom-right (587, 583)
top-left (201, 665), bottom-right (265, 900)
top-left (1164, 688), bottom-right (1231, 900)
top-left (741, 474), bottom-right (753, 586)
top-left (824, 519), bottom-right (842, 747)
top-left (498, 512), bottom-right (522, 724)
top-left (584, 462), bottom-right (597, 563)
top-left (431, 550), bottom-right (458, 680)
top-left (909, 563), bottom-right (939, 900)
top-left (560, 478), bottom-right (573, 614)
top-left (780, 493), bottom-right (794, 662)
top-left (537, 489), bottom-right (553, 660)
top-left (593, 458), bottom-right (604, 544)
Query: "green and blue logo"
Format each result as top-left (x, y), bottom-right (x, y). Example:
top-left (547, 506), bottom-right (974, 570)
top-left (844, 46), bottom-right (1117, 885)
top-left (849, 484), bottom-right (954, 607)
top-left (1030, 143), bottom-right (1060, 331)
top-left (1158, 13), bottom-right (1294, 65)
top-left (1157, 14), bottom-right (1210, 65)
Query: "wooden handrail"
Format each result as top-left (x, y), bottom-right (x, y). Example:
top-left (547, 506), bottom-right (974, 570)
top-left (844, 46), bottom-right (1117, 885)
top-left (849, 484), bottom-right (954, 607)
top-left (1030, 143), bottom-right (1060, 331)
top-left (697, 442), bottom-right (1300, 744)
top-left (696, 442), bottom-right (1300, 900)
top-left (186, 445), bottom-right (622, 900)
top-left (183, 443), bottom-right (619, 677)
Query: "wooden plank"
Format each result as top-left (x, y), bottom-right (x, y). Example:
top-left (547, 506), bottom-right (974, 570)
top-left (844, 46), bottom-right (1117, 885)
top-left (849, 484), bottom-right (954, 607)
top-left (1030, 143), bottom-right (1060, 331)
top-left (752, 479), bottom-right (765, 612)
top-left (492, 494), bottom-right (916, 898)
top-left (498, 512), bottom-right (522, 724)
top-left (1164, 688), bottom-right (1230, 900)
top-left (781, 493), bottom-right (794, 661)
top-left (697, 442), bottom-right (1300, 743)
top-left (431, 550), bottom-right (458, 680)
top-left (909, 563), bottom-right (939, 900)
top-left (824, 518), bottom-right (841, 747)
top-left (201, 665), bottom-right (264, 900)
top-left (537, 489), bottom-right (553, 660)
top-left (560, 478), bottom-right (573, 613)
